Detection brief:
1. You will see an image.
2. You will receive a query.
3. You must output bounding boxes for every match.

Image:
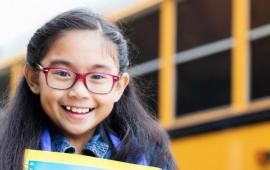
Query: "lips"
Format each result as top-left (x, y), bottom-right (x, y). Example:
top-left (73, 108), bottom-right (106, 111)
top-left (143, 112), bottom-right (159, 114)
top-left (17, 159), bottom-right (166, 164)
top-left (62, 105), bottom-right (94, 114)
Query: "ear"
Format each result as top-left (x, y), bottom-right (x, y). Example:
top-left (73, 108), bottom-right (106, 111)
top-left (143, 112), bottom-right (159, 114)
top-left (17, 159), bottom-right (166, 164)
top-left (23, 64), bottom-right (40, 94)
top-left (113, 72), bottom-right (130, 102)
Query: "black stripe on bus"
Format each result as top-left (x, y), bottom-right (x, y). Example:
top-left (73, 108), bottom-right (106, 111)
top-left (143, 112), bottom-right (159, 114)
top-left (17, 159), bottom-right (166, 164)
top-left (168, 109), bottom-right (270, 139)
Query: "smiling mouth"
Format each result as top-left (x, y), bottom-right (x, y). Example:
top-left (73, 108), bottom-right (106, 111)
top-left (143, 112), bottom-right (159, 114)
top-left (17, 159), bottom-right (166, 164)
top-left (62, 105), bottom-right (95, 114)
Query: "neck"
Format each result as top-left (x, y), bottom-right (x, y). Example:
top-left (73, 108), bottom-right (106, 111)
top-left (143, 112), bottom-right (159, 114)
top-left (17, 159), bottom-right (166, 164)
top-left (66, 129), bottom-right (96, 154)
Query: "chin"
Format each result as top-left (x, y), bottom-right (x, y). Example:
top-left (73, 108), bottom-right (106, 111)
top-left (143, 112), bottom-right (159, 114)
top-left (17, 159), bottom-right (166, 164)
top-left (65, 126), bottom-right (95, 137)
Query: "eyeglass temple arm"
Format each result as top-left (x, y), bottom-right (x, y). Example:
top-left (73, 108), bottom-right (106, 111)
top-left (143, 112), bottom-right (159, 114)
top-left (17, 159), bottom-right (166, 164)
top-left (34, 64), bottom-right (44, 71)
top-left (25, 61), bottom-right (43, 71)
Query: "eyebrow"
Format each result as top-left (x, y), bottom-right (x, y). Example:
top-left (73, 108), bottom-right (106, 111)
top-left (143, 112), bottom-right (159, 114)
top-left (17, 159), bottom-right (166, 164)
top-left (48, 60), bottom-right (72, 67)
top-left (47, 59), bottom-right (113, 71)
top-left (91, 64), bottom-right (113, 71)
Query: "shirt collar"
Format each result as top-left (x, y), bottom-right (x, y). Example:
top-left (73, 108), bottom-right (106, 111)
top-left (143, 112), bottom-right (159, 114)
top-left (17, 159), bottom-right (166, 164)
top-left (83, 132), bottom-right (110, 158)
top-left (50, 128), bottom-right (110, 158)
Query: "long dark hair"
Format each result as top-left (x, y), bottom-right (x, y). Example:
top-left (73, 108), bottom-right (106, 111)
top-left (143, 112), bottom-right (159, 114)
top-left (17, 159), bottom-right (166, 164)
top-left (0, 9), bottom-right (176, 170)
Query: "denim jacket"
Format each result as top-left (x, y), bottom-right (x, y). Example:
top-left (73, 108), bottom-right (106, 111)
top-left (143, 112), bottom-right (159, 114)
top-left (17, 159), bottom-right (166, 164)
top-left (50, 129), bottom-right (111, 158)
top-left (40, 128), bottom-right (148, 165)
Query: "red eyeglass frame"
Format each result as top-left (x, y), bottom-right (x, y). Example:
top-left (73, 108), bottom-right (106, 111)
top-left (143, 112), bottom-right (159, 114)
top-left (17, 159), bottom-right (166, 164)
top-left (35, 64), bottom-right (120, 94)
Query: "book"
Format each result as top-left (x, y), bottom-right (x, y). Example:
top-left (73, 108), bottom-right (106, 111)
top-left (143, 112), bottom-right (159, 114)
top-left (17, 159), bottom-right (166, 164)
top-left (24, 149), bottom-right (161, 170)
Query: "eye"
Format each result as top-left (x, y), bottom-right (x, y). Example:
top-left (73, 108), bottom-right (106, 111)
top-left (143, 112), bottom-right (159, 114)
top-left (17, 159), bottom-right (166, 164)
top-left (51, 69), bottom-right (71, 77)
top-left (90, 74), bottom-right (105, 80)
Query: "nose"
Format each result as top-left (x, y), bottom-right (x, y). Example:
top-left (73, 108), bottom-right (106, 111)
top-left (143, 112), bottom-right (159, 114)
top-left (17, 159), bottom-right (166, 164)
top-left (67, 79), bottom-right (91, 99)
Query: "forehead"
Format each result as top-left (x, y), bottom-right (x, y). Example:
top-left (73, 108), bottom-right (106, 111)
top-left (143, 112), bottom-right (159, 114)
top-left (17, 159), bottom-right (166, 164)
top-left (42, 30), bottom-right (119, 72)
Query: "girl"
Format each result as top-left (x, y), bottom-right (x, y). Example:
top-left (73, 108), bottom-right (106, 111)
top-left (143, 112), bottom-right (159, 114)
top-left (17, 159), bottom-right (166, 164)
top-left (0, 9), bottom-right (176, 170)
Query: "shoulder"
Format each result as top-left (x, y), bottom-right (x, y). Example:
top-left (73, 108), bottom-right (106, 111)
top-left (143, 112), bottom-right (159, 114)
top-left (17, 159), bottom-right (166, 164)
top-left (107, 130), bottom-right (148, 165)
top-left (146, 141), bottom-right (176, 169)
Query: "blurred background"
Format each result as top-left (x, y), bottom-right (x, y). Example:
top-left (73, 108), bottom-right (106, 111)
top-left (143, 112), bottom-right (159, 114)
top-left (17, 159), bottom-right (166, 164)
top-left (1, 0), bottom-right (270, 169)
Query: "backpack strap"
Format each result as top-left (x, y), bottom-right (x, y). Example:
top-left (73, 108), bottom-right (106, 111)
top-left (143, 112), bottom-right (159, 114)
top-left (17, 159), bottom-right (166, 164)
top-left (40, 128), bottom-right (52, 151)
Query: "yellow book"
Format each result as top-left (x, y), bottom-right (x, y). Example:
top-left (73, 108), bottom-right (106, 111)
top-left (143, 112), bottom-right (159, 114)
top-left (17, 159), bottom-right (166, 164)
top-left (24, 149), bottom-right (161, 170)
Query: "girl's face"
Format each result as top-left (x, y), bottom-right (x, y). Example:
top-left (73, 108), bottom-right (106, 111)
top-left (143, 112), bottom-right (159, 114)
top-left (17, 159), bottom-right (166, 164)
top-left (25, 30), bottom-right (129, 140)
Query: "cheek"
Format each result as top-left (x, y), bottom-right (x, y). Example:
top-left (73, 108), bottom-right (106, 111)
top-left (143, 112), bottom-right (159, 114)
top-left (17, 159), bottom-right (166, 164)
top-left (40, 92), bottom-right (54, 114)
top-left (95, 94), bottom-right (116, 110)
top-left (110, 88), bottom-right (122, 102)
top-left (39, 87), bottom-right (62, 113)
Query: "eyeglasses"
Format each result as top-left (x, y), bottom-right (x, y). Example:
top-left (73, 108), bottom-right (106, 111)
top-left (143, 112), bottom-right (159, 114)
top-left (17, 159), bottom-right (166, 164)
top-left (35, 64), bottom-right (120, 94)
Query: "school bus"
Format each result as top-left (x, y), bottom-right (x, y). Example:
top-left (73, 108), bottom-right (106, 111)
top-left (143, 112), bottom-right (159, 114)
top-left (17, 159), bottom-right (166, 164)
top-left (1, 0), bottom-right (270, 169)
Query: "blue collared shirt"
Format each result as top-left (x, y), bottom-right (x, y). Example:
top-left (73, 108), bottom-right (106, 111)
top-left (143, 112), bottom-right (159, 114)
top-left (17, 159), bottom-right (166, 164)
top-left (50, 130), bottom-right (111, 159)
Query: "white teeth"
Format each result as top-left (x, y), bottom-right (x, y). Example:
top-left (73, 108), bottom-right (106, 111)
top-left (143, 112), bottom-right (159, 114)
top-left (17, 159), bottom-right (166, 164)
top-left (66, 106), bottom-right (71, 111)
top-left (65, 106), bottom-right (91, 113)
top-left (71, 107), bottom-right (78, 113)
